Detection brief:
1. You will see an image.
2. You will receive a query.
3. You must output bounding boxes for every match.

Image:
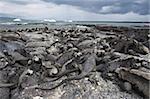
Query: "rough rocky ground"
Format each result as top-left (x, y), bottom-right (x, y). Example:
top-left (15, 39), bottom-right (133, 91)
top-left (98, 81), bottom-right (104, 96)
top-left (0, 25), bottom-right (149, 99)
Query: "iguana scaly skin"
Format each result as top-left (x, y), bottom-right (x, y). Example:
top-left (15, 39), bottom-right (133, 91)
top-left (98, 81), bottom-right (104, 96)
top-left (34, 53), bottom-right (96, 90)
top-left (0, 83), bottom-right (16, 88)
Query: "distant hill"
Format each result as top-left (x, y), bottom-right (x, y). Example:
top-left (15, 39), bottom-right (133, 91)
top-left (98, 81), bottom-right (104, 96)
top-left (0, 17), bottom-right (16, 22)
top-left (0, 17), bottom-right (35, 23)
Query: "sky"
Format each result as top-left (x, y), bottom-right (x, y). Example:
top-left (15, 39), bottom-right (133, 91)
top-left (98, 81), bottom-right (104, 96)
top-left (0, 0), bottom-right (149, 21)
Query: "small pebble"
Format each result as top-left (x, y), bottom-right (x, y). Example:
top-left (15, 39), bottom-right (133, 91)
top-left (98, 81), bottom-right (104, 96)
top-left (84, 77), bottom-right (89, 81)
top-left (27, 69), bottom-right (33, 74)
top-left (33, 56), bottom-right (40, 62)
top-left (123, 82), bottom-right (132, 91)
top-left (91, 87), bottom-right (95, 90)
top-left (51, 67), bottom-right (58, 75)
top-left (108, 73), bottom-right (113, 77)
top-left (33, 96), bottom-right (43, 99)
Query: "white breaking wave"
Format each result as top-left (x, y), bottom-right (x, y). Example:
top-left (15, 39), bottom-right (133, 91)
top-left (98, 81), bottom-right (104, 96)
top-left (68, 20), bottom-right (73, 22)
top-left (0, 22), bottom-right (16, 25)
top-left (13, 18), bottom-right (21, 22)
top-left (0, 22), bottom-right (28, 25)
top-left (64, 20), bottom-right (73, 23)
top-left (43, 19), bottom-right (56, 22)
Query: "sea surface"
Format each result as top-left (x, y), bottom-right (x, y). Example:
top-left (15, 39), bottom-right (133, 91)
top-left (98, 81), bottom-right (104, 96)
top-left (0, 20), bottom-right (149, 30)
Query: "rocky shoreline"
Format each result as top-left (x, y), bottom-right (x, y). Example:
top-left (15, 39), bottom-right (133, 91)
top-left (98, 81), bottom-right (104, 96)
top-left (0, 25), bottom-right (149, 99)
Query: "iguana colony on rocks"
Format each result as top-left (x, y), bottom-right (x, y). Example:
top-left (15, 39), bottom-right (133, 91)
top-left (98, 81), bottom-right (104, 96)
top-left (0, 25), bottom-right (149, 99)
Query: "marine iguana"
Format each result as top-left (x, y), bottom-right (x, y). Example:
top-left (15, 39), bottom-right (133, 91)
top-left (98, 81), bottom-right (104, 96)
top-left (33, 53), bottom-right (96, 90)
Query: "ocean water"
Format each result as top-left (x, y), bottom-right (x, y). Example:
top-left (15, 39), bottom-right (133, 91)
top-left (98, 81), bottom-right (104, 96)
top-left (0, 20), bottom-right (149, 30)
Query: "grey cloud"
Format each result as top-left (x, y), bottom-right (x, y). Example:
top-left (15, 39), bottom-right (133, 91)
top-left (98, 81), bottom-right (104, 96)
top-left (0, 0), bottom-right (149, 21)
top-left (1, 0), bottom-right (149, 15)
top-left (42, 0), bottom-right (149, 15)
top-left (0, 0), bottom-right (39, 5)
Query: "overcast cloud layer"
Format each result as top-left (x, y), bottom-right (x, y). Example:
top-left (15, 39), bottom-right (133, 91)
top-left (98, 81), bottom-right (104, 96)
top-left (0, 0), bottom-right (149, 21)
